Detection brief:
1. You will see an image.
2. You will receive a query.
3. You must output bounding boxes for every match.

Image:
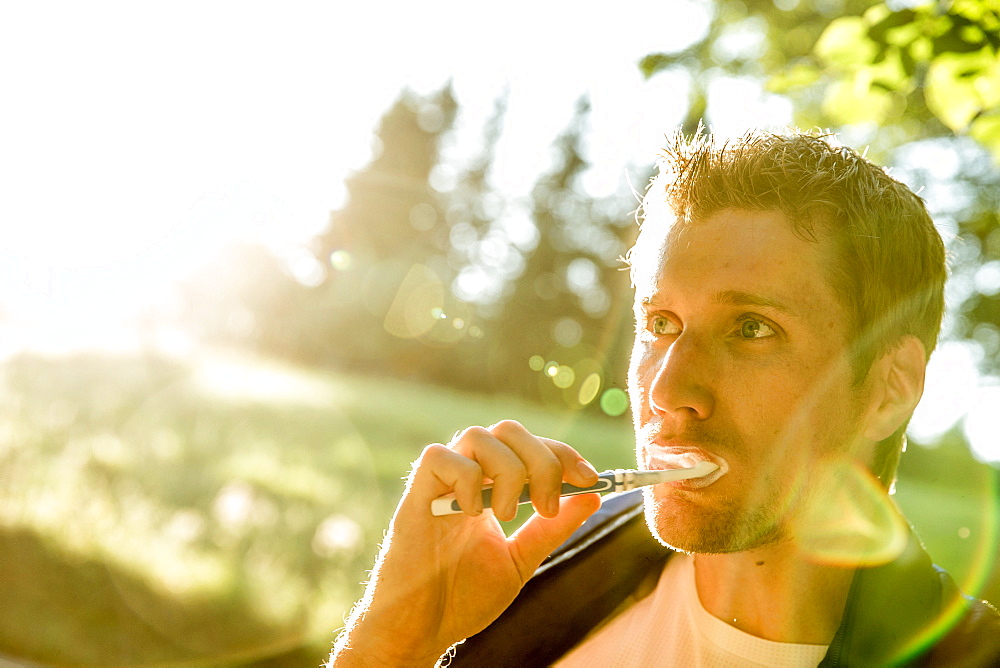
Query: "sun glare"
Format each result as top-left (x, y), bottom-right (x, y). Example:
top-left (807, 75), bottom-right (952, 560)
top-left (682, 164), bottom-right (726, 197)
top-left (0, 2), bottom-right (996, 469)
top-left (910, 341), bottom-right (1000, 462)
top-left (191, 353), bottom-right (338, 407)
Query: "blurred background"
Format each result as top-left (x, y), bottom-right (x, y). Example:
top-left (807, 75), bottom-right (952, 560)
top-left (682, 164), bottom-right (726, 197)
top-left (1, 1), bottom-right (998, 665)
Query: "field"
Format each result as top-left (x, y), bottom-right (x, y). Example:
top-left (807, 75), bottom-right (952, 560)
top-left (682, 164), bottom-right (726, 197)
top-left (1, 350), bottom-right (997, 666)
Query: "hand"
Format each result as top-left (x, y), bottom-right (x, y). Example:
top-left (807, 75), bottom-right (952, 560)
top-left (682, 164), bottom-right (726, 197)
top-left (329, 420), bottom-right (601, 666)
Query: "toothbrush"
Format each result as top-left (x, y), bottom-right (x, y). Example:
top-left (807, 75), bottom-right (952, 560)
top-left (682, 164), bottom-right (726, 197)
top-left (430, 461), bottom-right (719, 516)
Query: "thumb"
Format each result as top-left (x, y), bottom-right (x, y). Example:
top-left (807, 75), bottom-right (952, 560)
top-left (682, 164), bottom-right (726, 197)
top-left (508, 493), bottom-right (601, 581)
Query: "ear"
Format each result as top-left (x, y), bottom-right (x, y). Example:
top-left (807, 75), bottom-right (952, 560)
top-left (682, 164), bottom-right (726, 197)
top-left (862, 336), bottom-right (927, 442)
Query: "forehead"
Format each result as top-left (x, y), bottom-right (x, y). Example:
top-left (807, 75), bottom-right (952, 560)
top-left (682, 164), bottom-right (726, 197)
top-left (631, 207), bottom-right (842, 315)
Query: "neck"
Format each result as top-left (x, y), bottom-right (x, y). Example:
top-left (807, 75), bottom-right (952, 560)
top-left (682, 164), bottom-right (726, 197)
top-left (693, 541), bottom-right (854, 645)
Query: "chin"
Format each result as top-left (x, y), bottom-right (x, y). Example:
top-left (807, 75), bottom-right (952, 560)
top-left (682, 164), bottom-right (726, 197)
top-left (642, 487), bottom-right (785, 555)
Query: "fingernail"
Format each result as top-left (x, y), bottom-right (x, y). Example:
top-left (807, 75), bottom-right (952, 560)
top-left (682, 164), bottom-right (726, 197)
top-left (506, 500), bottom-right (520, 520)
top-left (547, 495), bottom-right (560, 516)
top-left (577, 460), bottom-right (598, 481)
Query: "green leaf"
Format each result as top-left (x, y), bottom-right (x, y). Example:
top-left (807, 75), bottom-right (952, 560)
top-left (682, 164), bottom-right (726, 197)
top-left (970, 113), bottom-right (1000, 164)
top-left (767, 62), bottom-right (823, 94)
top-left (934, 27), bottom-right (989, 54)
top-left (899, 44), bottom-right (917, 77)
top-left (862, 3), bottom-right (894, 27)
top-left (925, 48), bottom-right (1000, 131)
top-left (815, 16), bottom-right (879, 69)
top-left (822, 74), bottom-right (899, 124)
top-left (951, 0), bottom-right (1000, 23)
top-left (926, 69), bottom-right (980, 130)
top-left (868, 46), bottom-right (912, 93)
top-left (882, 20), bottom-right (923, 49)
top-left (868, 8), bottom-right (918, 43)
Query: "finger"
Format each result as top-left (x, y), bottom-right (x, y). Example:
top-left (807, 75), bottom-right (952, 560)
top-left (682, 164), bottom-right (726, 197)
top-left (410, 443), bottom-right (485, 516)
top-left (538, 437), bottom-right (600, 488)
top-left (489, 421), bottom-right (564, 518)
top-left (451, 426), bottom-right (528, 522)
top-left (508, 493), bottom-right (602, 582)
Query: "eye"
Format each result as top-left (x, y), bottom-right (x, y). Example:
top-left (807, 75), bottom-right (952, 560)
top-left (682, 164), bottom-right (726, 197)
top-left (737, 317), bottom-right (776, 340)
top-left (651, 315), bottom-right (680, 336)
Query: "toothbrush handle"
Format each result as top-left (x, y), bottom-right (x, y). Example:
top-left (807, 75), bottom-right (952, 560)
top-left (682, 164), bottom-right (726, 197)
top-left (430, 474), bottom-right (616, 516)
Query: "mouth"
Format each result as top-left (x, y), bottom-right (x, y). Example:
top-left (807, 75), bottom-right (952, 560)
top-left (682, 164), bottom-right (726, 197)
top-left (643, 446), bottom-right (729, 489)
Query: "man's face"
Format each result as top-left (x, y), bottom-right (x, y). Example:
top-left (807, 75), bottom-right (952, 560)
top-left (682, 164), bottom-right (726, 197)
top-left (628, 207), bottom-right (870, 554)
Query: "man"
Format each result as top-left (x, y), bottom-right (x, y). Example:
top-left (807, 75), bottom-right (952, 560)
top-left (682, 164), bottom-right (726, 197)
top-left (329, 130), bottom-right (1000, 666)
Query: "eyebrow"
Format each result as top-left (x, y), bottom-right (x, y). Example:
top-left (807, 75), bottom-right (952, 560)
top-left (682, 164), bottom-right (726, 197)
top-left (638, 289), bottom-right (799, 316)
top-left (713, 290), bottom-right (796, 315)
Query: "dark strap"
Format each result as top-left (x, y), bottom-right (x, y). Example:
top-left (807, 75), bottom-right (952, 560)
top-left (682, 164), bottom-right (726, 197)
top-left (819, 530), bottom-right (1000, 667)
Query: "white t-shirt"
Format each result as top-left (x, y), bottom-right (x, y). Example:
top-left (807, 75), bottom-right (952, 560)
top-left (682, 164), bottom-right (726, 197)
top-left (555, 553), bottom-right (828, 667)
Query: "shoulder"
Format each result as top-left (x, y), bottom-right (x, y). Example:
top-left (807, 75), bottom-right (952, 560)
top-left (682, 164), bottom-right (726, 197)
top-left (927, 579), bottom-right (1000, 667)
top-left (824, 530), bottom-right (1000, 666)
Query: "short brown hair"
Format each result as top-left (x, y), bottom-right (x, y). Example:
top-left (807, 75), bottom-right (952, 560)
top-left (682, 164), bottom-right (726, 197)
top-left (634, 128), bottom-right (947, 484)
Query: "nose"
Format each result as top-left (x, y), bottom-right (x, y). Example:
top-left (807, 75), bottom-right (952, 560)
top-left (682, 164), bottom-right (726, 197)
top-left (647, 333), bottom-right (715, 421)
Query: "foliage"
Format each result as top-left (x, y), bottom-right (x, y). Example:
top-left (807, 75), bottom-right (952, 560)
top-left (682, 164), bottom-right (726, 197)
top-left (640, 0), bottom-right (881, 134)
top-left (192, 85), bottom-right (643, 412)
top-left (308, 84), bottom-right (462, 376)
top-left (490, 97), bottom-right (637, 407)
top-left (639, 0), bottom-right (999, 160)
top-left (797, 1), bottom-right (1000, 161)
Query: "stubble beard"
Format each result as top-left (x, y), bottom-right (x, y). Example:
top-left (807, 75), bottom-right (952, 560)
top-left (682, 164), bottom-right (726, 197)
top-left (643, 481), bottom-right (787, 554)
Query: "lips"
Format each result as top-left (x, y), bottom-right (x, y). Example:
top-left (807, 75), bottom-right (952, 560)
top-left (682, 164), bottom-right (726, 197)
top-left (642, 444), bottom-right (729, 489)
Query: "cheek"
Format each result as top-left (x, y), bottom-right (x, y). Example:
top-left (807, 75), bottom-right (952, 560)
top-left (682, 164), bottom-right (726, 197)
top-left (724, 360), bottom-right (815, 440)
top-left (739, 359), bottom-right (855, 454)
top-left (626, 342), bottom-right (647, 389)
top-left (627, 344), bottom-right (659, 407)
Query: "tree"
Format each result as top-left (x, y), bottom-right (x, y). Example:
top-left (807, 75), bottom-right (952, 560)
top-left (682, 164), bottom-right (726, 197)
top-left (181, 84), bottom-right (472, 377)
top-left (639, 0), bottom-right (881, 135)
top-left (487, 97), bottom-right (637, 411)
top-left (794, 1), bottom-right (1000, 161)
top-left (308, 84), bottom-right (460, 377)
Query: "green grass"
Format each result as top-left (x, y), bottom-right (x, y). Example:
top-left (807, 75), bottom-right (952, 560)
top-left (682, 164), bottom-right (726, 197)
top-left (895, 440), bottom-right (1000, 608)
top-left (0, 350), bottom-right (634, 666)
top-left (0, 350), bottom-right (996, 666)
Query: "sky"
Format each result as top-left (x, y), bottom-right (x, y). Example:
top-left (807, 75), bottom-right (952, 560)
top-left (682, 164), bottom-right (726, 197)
top-left (0, 1), bottom-right (996, 462)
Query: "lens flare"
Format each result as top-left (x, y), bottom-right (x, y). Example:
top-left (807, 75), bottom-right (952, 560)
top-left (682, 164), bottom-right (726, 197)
top-left (893, 463), bottom-right (1000, 662)
top-left (552, 365), bottom-right (575, 389)
top-left (578, 372), bottom-right (602, 406)
top-left (796, 461), bottom-right (909, 567)
top-left (329, 250), bottom-right (353, 271)
top-left (600, 388), bottom-right (629, 417)
top-left (382, 264), bottom-right (445, 339)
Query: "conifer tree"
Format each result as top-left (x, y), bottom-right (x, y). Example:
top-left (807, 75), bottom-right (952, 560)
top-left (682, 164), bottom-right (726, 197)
top-left (308, 84), bottom-right (458, 375)
top-left (489, 97), bottom-right (636, 409)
